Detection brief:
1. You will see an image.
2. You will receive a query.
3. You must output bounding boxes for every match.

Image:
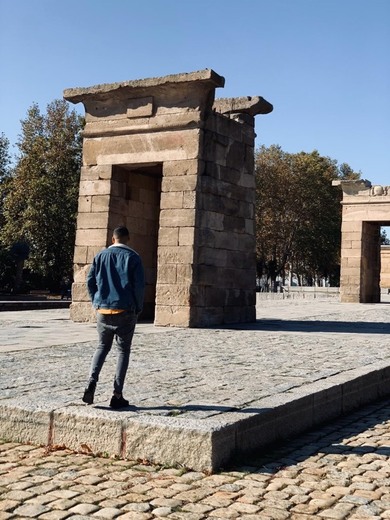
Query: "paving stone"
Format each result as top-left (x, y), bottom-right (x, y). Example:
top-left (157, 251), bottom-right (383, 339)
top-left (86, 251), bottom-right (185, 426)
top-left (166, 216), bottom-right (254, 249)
top-left (122, 503), bottom-right (152, 513)
top-left (116, 513), bottom-right (153, 520)
top-left (152, 506), bottom-right (173, 517)
top-left (68, 503), bottom-right (100, 515)
top-left (91, 506), bottom-right (123, 518)
top-left (12, 503), bottom-right (50, 517)
top-left (39, 512), bottom-right (73, 520)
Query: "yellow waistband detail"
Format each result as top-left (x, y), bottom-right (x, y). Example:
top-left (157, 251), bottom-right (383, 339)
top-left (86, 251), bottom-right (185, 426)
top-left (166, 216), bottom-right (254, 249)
top-left (97, 309), bottom-right (125, 315)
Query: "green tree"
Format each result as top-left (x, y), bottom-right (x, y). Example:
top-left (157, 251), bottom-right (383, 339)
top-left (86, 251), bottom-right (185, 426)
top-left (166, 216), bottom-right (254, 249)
top-left (1, 100), bottom-right (84, 291)
top-left (0, 133), bottom-right (15, 291)
top-left (0, 133), bottom-right (12, 225)
top-left (255, 145), bottom-right (361, 287)
top-left (381, 229), bottom-right (390, 245)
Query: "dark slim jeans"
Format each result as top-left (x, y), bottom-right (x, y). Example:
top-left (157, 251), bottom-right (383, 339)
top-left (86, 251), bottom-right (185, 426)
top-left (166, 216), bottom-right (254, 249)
top-left (88, 310), bottom-right (138, 394)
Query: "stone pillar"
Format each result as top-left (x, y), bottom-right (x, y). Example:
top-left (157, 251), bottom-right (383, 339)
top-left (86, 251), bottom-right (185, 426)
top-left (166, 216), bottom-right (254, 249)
top-left (64, 70), bottom-right (273, 326)
top-left (360, 222), bottom-right (381, 302)
top-left (71, 165), bottom-right (113, 321)
top-left (334, 180), bottom-right (390, 303)
top-left (380, 246), bottom-right (390, 289)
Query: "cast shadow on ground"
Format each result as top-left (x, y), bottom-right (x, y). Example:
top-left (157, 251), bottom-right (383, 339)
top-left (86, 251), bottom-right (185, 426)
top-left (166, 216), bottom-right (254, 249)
top-left (93, 403), bottom-right (269, 414)
top-left (238, 397), bottom-right (390, 470)
top-left (224, 320), bottom-right (390, 334)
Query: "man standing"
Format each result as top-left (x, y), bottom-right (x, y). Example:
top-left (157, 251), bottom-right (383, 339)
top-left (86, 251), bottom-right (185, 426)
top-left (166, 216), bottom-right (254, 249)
top-left (82, 226), bottom-right (144, 409)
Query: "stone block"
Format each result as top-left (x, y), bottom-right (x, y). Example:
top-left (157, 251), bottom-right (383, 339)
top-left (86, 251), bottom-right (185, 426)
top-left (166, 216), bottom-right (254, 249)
top-left (81, 165), bottom-right (113, 180)
top-left (53, 409), bottom-right (122, 457)
top-left (223, 215), bottom-right (246, 233)
top-left (162, 175), bottom-right (198, 193)
top-left (226, 141), bottom-right (247, 172)
top-left (195, 286), bottom-right (226, 307)
top-left (183, 191), bottom-right (197, 209)
top-left (158, 245), bottom-right (194, 265)
top-left (92, 195), bottom-right (111, 212)
top-left (124, 417), bottom-right (215, 473)
top-left (340, 266), bottom-right (361, 277)
top-left (245, 218), bottom-right (255, 234)
top-left (240, 173), bottom-right (256, 189)
top-left (155, 284), bottom-right (191, 306)
top-left (213, 231), bottom-right (238, 250)
top-left (154, 305), bottom-right (191, 327)
top-left (70, 301), bottom-right (95, 322)
top-left (160, 191), bottom-right (184, 209)
top-left (158, 227), bottom-right (179, 246)
top-left (204, 162), bottom-right (241, 185)
top-left (79, 179), bottom-right (112, 196)
top-left (77, 196), bottom-right (92, 213)
top-left (0, 405), bottom-right (50, 447)
top-left (189, 306), bottom-right (224, 327)
top-left (72, 282), bottom-right (89, 302)
top-left (73, 246), bottom-right (88, 264)
top-left (75, 228), bottom-right (109, 247)
top-left (203, 138), bottom-right (228, 166)
top-left (77, 212), bottom-right (108, 229)
top-left (179, 227), bottom-right (195, 246)
top-left (198, 247), bottom-right (227, 267)
top-left (82, 129), bottom-right (201, 166)
top-left (157, 264), bottom-right (177, 284)
top-left (199, 211), bottom-right (224, 231)
top-left (73, 265), bottom-right (91, 283)
top-left (341, 220), bottom-right (363, 232)
top-left (195, 265), bottom-right (254, 288)
top-left (163, 159), bottom-right (201, 177)
top-left (200, 175), bottom-right (253, 203)
top-left (159, 209), bottom-right (196, 227)
top-left (176, 264), bottom-right (193, 284)
top-left (126, 96), bottom-right (153, 118)
top-left (346, 256), bottom-right (362, 268)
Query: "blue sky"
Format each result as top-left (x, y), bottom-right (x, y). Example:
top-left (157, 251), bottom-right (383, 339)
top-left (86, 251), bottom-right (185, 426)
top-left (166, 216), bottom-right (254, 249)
top-left (1, 0), bottom-right (389, 186)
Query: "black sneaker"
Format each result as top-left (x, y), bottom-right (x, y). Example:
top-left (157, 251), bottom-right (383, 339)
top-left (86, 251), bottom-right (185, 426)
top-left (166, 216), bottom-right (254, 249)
top-left (110, 394), bottom-right (129, 409)
top-left (82, 381), bottom-right (96, 405)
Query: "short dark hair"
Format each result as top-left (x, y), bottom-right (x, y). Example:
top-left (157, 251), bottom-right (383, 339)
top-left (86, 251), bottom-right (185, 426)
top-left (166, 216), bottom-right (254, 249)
top-left (113, 226), bottom-right (129, 239)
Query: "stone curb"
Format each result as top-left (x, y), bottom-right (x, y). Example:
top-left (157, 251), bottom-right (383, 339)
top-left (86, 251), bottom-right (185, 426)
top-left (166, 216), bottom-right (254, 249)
top-left (1, 360), bottom-right (389, 472)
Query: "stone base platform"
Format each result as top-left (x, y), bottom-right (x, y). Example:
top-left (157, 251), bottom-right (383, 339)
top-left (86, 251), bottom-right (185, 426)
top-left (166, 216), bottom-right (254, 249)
top-left (1, 301), bottom-right (390, 472)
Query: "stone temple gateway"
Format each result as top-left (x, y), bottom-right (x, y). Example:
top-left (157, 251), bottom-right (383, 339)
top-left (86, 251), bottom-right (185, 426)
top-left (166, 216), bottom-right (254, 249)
top-left (64, 69), bottom-right (272, 327)
top-left (334, 180), bottom-right (390, 303)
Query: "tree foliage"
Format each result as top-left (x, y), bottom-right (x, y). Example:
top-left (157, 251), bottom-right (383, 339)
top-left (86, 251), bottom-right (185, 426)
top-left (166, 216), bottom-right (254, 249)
top-left (0, 100), bottom-right (83, 291)
top-left (0, 133), bottom-right (12, 225)
top-left (255, 145), bottom-right (361, 287)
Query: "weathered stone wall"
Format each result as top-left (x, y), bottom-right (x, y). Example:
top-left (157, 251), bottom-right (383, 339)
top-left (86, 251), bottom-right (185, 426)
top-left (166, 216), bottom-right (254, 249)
top-left (381, 246), bottom-right (390, 288)
top-left (190, 112), bottom-right (257, 325)
top-left (334, 181), bottom-right (390, 303)
top-left (64, 70), bottom-right (272, 326)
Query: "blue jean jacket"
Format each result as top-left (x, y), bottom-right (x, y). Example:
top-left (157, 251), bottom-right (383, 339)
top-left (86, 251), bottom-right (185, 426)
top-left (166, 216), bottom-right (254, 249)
top-left (87, 245), bottom-right (144, 313)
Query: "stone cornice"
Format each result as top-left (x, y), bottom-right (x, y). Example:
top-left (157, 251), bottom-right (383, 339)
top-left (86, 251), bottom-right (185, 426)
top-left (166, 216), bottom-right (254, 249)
top-left (333, 179), bottom-right (390, 204)
top-left (64, 69), bottom-right (225, 103)
top-left (213, 96), bottom-right (273, 116)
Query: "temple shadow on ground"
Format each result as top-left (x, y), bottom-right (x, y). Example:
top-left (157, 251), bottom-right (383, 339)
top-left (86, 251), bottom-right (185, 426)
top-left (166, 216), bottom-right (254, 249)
top-left (224, 319), bottom-right (390, 334)
top-left (236, 396), bottom-right (390, 470)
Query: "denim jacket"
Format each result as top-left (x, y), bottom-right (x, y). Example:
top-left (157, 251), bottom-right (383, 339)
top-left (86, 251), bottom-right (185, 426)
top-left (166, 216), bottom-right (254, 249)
top-left (87, 244), bottom-right (144, 313)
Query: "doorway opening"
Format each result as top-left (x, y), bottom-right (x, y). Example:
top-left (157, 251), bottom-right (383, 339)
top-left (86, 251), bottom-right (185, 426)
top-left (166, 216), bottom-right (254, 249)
top-left (111, 163), bottom-right (163, 320)
top-left (380, 225), bottom-right (390, 302)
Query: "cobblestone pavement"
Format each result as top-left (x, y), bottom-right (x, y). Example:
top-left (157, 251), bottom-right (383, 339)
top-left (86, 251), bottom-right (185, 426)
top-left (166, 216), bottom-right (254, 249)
top-left (1, 397), bottom-right (390, 520)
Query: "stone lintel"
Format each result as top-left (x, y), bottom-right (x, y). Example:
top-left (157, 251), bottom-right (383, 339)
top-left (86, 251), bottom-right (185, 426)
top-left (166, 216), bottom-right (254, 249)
top-left (333, 179), bottom-right (390, 204)
top-left (213, 96), bottom-right (273, 116)
top-left (332, 179), bottom-right (372, 195)
top-left (64, 69), bottom-right (225, 104)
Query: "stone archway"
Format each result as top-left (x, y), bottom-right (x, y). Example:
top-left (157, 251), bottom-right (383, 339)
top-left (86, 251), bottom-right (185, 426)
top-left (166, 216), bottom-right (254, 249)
top-left (64, 69), bottom-right (273, 326)
top-left (333, 180), bottom-right (390, 303)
